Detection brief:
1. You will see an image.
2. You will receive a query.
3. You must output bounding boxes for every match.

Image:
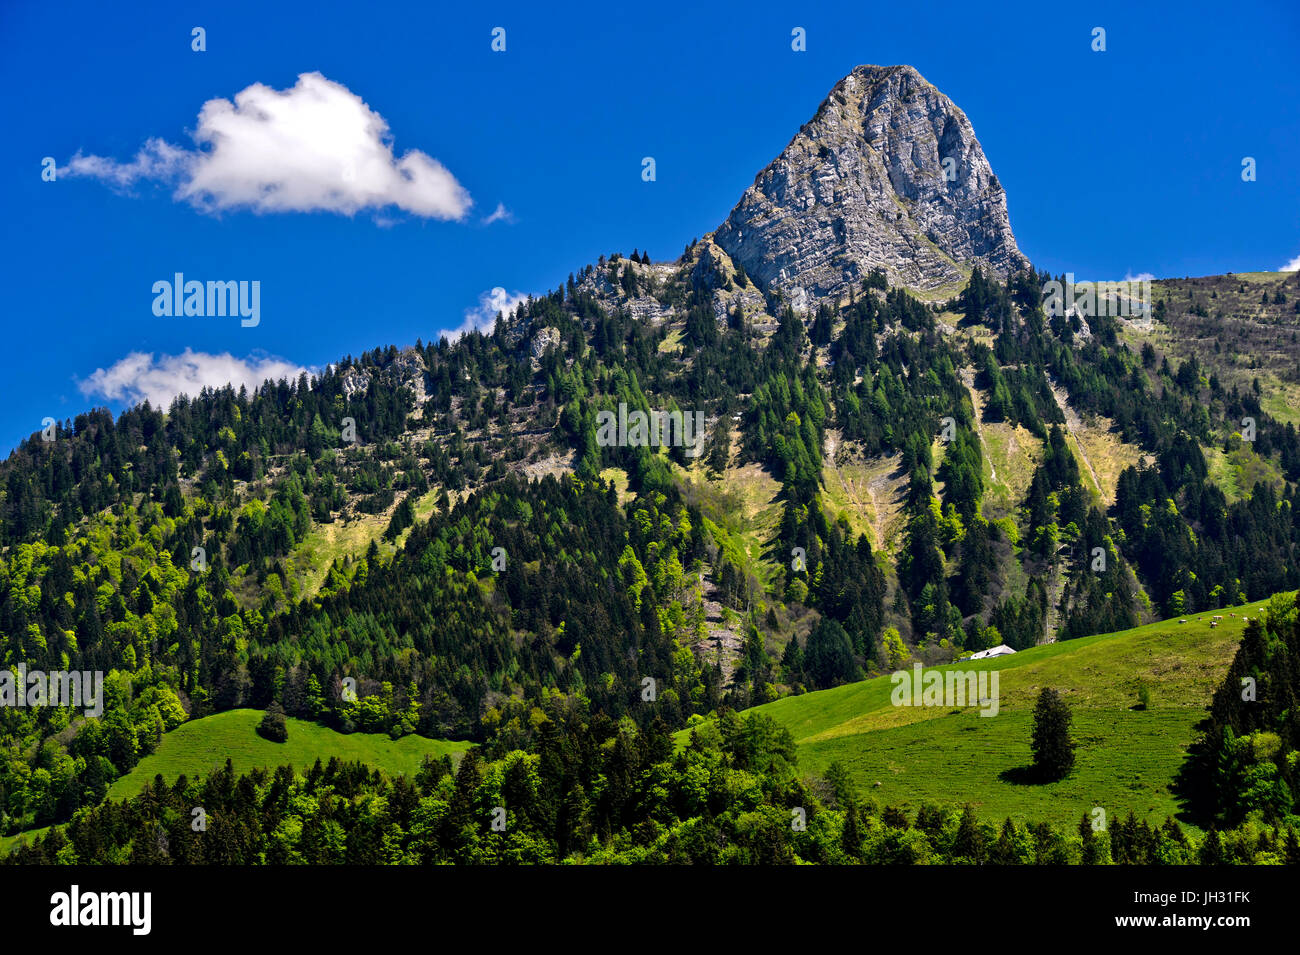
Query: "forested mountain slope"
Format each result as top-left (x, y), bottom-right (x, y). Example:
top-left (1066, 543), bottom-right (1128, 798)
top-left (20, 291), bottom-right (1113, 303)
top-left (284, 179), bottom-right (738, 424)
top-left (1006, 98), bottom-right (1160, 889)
top-left (4, 65), bottom-right (1300, 849)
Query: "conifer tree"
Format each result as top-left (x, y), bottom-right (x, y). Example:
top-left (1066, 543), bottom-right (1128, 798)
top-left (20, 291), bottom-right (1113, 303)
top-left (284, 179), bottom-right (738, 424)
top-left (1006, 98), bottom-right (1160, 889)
top-left (1030, 687), bottom-right (1075, 780)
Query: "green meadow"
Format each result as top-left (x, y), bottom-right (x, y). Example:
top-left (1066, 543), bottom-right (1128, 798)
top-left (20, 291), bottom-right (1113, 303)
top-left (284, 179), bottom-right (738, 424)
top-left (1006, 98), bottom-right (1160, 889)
top-left (2, 710), bottom-right (470, 854)
top-left (107, 709), bottom-right (470, 800)
top-left (694, 601), bottom-right (1264, 829)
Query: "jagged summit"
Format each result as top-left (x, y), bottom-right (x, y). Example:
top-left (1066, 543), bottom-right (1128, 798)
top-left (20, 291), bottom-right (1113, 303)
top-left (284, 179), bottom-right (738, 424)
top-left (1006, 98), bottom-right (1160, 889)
top-left (714, 64), bottom-right (1027, 306)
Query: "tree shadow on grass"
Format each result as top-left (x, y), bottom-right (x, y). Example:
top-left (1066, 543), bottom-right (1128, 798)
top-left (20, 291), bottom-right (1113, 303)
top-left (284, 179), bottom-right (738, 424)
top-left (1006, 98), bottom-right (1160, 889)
top-left (1169, 715), bottom-right (1217, 827)
top-left (999, 765), bottom-right (1054, 785)
top-left (999, 765), bottom-right (1038, 785)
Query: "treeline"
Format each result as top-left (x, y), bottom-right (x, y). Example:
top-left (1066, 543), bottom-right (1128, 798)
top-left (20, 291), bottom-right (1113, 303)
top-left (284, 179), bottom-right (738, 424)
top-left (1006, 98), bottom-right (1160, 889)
top-left (1187, 592), bottom-right (1300, 827)
top-left (0, 670), bottom-right (186, 834)
top-left (6, 707), bottom-right (1294, 865)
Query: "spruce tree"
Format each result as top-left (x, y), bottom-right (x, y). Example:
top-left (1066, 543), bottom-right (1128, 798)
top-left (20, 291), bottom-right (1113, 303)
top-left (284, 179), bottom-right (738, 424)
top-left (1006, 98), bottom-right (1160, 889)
top-left (1200, 829), bottom-right (1225, 865)
top-left (841, 803), bottom-right (862, 859)
top-left (952, 805), bottom-right (985, 862)
top-left (1030, 687), bottom-right (1075, 780)
top-left (257, 702), bottom-right (288, 743)
top-left (1078, 813), bottom-right (1098, 864)
top-left (803, 618), bottom-right (860, 689)
top-left (1284, 827), bottom-right (1300, 865)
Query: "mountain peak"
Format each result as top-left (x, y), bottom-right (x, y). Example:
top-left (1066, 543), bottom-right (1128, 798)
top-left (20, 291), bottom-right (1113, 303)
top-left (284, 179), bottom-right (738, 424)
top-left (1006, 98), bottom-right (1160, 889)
top-left (715, 64), bottom-right (1027, 306)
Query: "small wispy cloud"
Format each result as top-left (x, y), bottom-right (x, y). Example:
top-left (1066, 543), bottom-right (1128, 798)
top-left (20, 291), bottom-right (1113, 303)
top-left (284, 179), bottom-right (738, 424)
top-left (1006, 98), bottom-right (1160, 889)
top-left (442, 287), bottom-right (528, 340)
top-left (79, 349), bottom-right (311, 409)
top-left (1123, 271), bottom-right (1156, 282)
top-left (62, 72), bottom-right (471, 221)
top-left (482, 202), bottom-right (514, 226)
top-left (63, 138), bottom-right (190, 188)
top-left (1281, 253), bottom-right (1300, 272)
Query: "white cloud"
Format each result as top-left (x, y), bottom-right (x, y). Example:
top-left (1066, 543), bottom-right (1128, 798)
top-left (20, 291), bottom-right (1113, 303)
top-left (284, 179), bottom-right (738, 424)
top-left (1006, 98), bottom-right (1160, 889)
top-left (482, 202), bottom-right (514, 225)
top-left (79, 349), bottom-right (310, 409)
top-left (63, 72), bottom-right (471, 221)
top-left (1281, 253), bottom-right (1300, 272)
top-left (1123, 271), bottom-right (1156, 282)
top-left (62, 137), bottom-right (190, 188)
top-left (443, 287), bottom-right (528, 340)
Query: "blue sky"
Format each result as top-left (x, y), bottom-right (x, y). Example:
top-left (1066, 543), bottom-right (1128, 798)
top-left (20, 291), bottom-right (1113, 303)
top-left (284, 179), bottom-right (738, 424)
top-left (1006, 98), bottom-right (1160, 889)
top-left (1, 0), bottom-right (1297, 455)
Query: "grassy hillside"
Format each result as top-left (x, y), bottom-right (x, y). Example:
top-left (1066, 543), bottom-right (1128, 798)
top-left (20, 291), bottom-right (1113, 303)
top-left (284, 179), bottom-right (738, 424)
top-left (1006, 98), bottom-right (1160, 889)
top-left (692, 599), bottom-right (1268, 829)
top-left (1, 711), bottom-right (471, 855)
top-left (104, 709), bottom-right (470, 802)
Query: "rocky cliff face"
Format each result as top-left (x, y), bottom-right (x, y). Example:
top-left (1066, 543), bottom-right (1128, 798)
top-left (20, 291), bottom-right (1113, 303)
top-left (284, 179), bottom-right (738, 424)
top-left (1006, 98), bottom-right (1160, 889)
top-left (714, 65), bottom-right (1028, 306)
top-left (339, 347), bottom-right (429, 404)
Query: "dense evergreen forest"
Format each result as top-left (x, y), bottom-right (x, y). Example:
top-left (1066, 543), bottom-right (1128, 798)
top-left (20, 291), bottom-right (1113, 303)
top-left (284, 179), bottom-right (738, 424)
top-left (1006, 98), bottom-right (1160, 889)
top-left (4, 246), bottom-right (1300, 857)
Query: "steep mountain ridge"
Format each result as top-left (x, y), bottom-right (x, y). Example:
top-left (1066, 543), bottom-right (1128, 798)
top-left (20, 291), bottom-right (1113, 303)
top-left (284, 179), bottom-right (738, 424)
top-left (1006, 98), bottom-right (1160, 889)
top-left (715, 64), bottom-right (1027, 306)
